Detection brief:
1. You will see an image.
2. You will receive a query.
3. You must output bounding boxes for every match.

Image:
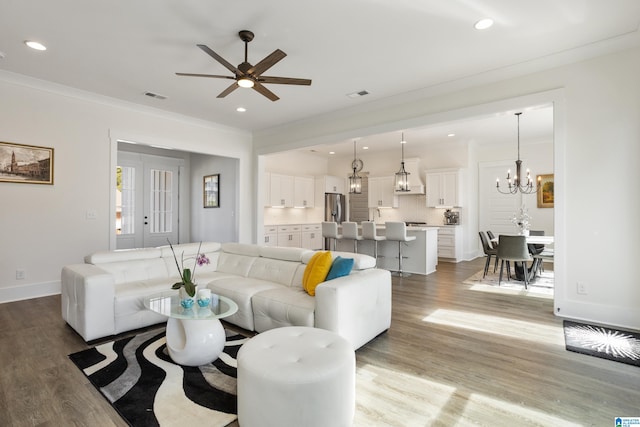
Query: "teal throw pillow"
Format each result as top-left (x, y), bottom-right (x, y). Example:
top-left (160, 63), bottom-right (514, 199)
top-left (325, 256), bottom-right (354, 281)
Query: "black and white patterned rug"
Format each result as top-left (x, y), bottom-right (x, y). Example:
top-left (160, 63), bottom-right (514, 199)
top-left (563, 320), bottom-right (640, 367)
top-left (69, 328), bottom-right (248, 426)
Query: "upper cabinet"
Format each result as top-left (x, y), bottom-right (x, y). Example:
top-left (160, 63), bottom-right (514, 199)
top-left (322, 175), bottom-right (345, 194)
top-left (368, 176), bottom-right (399, 208)
top-left (269, 173), bottom-right (294, 207)
top-left (265, 173), bottom-right (314, 208)
top-left (426, 169), bottom-right (464, 207)
top-left (293, 176), bottom-right (314, 208)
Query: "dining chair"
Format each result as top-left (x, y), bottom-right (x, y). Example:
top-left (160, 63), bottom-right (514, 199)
top-left (478, 231), bottom-right (498, 278)
top-left (341, 222), bottom-right (363, 253)
top-left (486, 230), bottom-right (498, 250)
top-left (528, 230), bottom-right (546, 273)
top-left (497, 235), bottom-right (533, 288)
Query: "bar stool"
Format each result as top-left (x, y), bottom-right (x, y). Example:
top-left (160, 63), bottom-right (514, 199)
top-left (361, 221), bottom-right (385, 265)
top-left (341, 222), bottom-right (362, 253)
top-left (385, 221), bottom-right (416, 276)
top-left (322, 221), bottom-right (343, 251)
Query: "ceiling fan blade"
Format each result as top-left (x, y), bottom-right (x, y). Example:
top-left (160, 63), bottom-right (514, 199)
top-left (252, 82), bottom-right (280, 101)
top-left (248, 49), bottom-right (286, 76)
top-left (176, 72), bottom-right (235, 79)
top-left (217, 82), bottom-right (239, 98)
top-left (197, 44), bottom-right (240, 75)
top-left (258, 76), bottom-right (312, 86)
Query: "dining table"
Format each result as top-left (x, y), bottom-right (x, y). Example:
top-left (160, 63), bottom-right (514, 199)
top-left (491, 234), bottom-right (554, 281)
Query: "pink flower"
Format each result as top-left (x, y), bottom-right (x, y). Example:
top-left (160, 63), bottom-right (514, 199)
top-left (197, 253), bottom-right (210, 266)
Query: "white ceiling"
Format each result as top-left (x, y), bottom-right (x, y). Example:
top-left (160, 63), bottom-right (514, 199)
top-left (1, 0), bottom-right (639, 155)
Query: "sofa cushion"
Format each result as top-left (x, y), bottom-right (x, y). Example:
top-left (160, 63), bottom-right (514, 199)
top-left (86, 247), bottom-right (162, 264)
top-left (251, 287), bottom-right (316, 333)
top-left (258, 246), bottom-right (311, 262)
top-left (302, 250), bottom-right (375, 270)
top-left (160, 242), bottom-right (221, 276)
top-left (303, 251), bottom-right (333, 296)
top-left (221, 242), bottom-right (262, 257)
top-left (325, 256), bottom-right (355, 281)
top-left (248, 257), bottom-right (302, 287)
top-left (216, 252), bottom-right (257, 277)
top-left (93, 258), bottom-right (169, 285)
top-left (207, 277), bottom-right (283, 331)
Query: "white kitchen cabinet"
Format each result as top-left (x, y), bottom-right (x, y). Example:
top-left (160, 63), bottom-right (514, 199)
top-left (293, 176), bottom-right (314, 208)
top-left (321, 175), bottom-right (345, 194)
top-left (437, 226), bottom-right (463, 262)
top-left (368, 176), bottom-right (398, 208)
top-left (301, 224), bottom-right (322, 250)
top-left (426, 169), bottom-right (463, 207)
top-left (277, 225), bottom-right (301, 247)
top-left (263, 225), bottom-right (278, 247)
top-left (269, 173), bottom-right (294, 207)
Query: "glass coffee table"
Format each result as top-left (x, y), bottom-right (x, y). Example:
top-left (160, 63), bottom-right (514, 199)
top-left (144, 291), bottom-right (238, 366)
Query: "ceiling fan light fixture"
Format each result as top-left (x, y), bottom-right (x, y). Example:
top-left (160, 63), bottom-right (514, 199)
top-left (237, 78), bottom-right (254, 88)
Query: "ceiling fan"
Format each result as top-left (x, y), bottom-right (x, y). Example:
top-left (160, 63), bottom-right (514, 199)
top-left (176, 30), bottom-right (312, 102)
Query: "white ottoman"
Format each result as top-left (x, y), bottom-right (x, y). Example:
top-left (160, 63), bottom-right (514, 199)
top-left (237, 326), bottom-right (355, 427)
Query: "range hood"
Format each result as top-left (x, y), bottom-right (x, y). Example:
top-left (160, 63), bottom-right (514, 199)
top-left (394, 158), bottom-right (425, 195)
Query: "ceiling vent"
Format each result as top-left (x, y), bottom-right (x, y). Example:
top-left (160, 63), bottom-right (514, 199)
top-left (347, 90), bottom-right (369, 99)
top-left (144, 91), bottom-right (167, 100)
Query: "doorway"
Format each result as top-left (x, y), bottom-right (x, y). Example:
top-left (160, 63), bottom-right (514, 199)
top-left (116, 151), bottom-right (183, 249)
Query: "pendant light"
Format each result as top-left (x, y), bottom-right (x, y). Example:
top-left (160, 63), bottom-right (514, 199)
top-left (496, 112), bottom-right (541, 194)
top-left (348, 140), bottom-right (362, 194)
top-left (395, 133), bottom-right (410, 192)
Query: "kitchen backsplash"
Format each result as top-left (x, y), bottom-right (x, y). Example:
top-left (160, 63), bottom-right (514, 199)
top-left (264, 194), bottom-right (459, 226)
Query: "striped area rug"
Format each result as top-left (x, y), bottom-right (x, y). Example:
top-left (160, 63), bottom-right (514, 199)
top-left (69, 328), bottom-right (248, 426)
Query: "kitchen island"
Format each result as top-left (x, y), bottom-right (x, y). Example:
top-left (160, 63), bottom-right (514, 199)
top-left (335, 225), bottom-right (439, 275)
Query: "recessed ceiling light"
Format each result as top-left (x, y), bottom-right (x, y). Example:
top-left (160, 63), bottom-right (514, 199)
top-left (329, 151), bottom-right (335, 155)
top-left (363, 146), bottom-right (369, 150)
top-left (236, 107), bottom-right (247, 112)
top-left (474, 18), bottom-right (494, 30)
top-left (448, 133), bottom-right (456, 137)
top-left (25, 40), bottom-right (47, 51)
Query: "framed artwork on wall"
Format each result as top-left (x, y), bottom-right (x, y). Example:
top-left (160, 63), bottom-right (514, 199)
top-left (0, 141), bottom-right (54, 184)
top-left (537, 174), bottom-right (554, 208)
top-left (203, 174), bottom-right (219, 208)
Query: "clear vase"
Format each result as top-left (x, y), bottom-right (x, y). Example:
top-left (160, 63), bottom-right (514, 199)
top-left (179, 286), bottom-right (197, 309)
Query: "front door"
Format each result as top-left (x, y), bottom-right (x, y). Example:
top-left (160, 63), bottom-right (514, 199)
top-left (116, 152), bottom-right (180, 249)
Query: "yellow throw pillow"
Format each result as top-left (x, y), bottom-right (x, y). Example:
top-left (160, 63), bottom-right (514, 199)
top-left (303, 251), bottom-right (333, 296)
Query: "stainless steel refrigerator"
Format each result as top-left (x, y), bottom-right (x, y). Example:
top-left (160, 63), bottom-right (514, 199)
top-left (324, 192), bottom-right (345, 249)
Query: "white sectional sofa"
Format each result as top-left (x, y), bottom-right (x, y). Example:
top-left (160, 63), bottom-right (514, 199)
top-left (61, 242), bottom-right (392, 350)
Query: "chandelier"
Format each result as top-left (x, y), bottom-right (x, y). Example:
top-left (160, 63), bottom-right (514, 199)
top-left (348, 140), bottom-right (363, 194)
top-left (496, 112), bottom-right (540, 194)
top-left (394, 133), bottom-right (410, 192)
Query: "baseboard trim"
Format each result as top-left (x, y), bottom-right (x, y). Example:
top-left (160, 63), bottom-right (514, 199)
top-left (0, 280), bottom-right (61, 304)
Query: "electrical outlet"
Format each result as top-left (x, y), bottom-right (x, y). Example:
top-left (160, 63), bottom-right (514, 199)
top-left (16, 269), bottom-right (25, 280)
top-left (577, 282), bottom-right (587, 295)
top-left (86, 210), bottom-right (97, 220)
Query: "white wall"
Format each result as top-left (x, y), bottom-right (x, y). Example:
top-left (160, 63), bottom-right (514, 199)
top-left (254, 47), bottom-right (640, 330)
top-left (190, 153), bottom-right (239, 243)
top-left (0, 73), bottom-right (252, 303)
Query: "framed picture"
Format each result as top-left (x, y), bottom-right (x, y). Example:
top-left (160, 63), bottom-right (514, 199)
top-left (203, 174), bottom-right (219, 208)
top-left (537, 174), bottom-right (554, 208)
top-left (0, 141), bottom-right (54, 184)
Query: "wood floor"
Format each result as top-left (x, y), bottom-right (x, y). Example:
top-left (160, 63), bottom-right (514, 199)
top-left (1, 258), bottom-right (638, 426)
